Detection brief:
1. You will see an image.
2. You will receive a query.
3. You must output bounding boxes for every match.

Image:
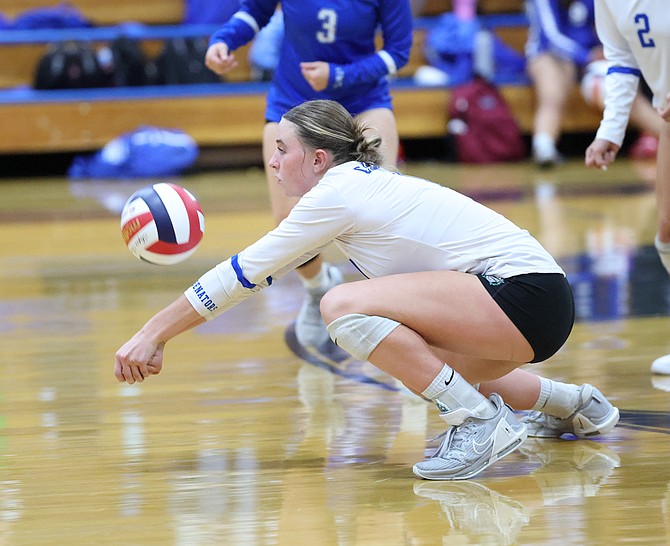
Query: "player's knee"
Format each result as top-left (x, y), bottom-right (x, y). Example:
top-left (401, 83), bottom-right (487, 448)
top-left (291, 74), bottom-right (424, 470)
top-left (325, 313), bottom-right (401, 362)
top-left (320, 284), bottom-right (356, 324)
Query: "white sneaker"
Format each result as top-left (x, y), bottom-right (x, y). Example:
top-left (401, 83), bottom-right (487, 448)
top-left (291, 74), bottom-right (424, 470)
top-left (523, 384), bottom-right (619, 438)
top-left (533, 147), bottom-right (564, 168)
top-left (295, 263), bottom-right (344, 349)
top-left (413, 393), bottom-right (527, 480)
top-left (651, 354), bottom-right (670, 375)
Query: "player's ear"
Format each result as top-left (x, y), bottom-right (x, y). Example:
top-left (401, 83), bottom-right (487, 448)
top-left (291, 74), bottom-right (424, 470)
top-left (312, 148), bottom-right (331, 173)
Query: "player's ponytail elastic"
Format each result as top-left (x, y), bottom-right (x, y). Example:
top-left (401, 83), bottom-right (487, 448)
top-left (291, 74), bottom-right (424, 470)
top-left (352, 123), bottom-right (383, 165)
top-left (284, 100), bottom-right (383, 166)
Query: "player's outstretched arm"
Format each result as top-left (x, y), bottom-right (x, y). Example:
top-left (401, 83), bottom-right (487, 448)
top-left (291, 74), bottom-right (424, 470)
top-left (115, 295), bottom-right (205, 384)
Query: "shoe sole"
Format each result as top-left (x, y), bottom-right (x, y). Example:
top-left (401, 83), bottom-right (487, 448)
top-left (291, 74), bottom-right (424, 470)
top-left (573, 406), bottom-right (620, 438)
top-left (527, 406), bottom-right (620, 439)
top-left (413, 425), bottom-right (527, 481)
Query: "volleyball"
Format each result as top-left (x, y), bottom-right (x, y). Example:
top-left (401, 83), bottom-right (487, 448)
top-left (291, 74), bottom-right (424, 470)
top-left (120, 182), bottom-right (205, 265)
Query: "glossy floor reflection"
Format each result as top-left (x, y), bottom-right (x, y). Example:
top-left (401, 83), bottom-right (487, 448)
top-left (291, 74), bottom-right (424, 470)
top-left (0, 158), bottom-right (669, 545)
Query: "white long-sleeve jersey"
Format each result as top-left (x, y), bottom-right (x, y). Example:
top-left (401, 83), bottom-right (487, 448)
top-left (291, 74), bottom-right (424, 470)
top-left (594, 0), bottom-right (670, 145)
top-left (186, 162), bottom-right (564, 319)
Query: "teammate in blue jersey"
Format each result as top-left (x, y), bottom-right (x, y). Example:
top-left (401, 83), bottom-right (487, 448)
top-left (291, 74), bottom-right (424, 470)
top-left (584, 0), bottom-right (670, 374)
top-left (115, 100), bottom-right (619, 480)
top-left (525, 0), bottom-right (601, 167)
top-left (205, 0), bottom-right (413, 351)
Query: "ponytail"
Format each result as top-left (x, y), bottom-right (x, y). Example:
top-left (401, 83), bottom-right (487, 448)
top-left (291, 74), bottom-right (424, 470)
top-left (283, 100), bottom-right (383, 166)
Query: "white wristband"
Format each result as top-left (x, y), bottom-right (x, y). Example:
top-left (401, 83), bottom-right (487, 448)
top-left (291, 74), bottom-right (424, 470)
top-left (184, 255), bottom-right (272, 319)
top-left (184, 266), bottom-right (228, 320)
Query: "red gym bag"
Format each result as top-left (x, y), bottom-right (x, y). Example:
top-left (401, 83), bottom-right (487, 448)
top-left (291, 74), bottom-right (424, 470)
top-left (447, 77), bottom-right (526, 164)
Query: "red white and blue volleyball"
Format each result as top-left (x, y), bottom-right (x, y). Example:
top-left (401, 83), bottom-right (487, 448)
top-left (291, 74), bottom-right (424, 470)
top-left (120, 182), bottom-right (205, 265)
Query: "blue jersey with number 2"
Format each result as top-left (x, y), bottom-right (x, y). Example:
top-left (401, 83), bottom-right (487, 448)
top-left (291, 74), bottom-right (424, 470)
top-left (594, 0), bottom-right (670, 143)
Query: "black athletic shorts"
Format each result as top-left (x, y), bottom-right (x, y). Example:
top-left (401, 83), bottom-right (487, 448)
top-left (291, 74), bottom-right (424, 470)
top-left (477, 273), bottom-right (575, 363)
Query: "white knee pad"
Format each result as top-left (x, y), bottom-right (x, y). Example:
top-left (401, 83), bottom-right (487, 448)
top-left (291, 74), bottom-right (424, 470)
top-left (326, 313), bottom-right (400, 362)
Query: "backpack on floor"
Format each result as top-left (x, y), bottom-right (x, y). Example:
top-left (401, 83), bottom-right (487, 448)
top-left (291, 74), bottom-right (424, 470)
top-left (33, 41), bottom-right (110, 90)
top-left (108, 36), bottom-right (157, 87)
top-left (447, 77), bottom-right (526, 163)
top-left (154, 37), bottom-right (222, 85)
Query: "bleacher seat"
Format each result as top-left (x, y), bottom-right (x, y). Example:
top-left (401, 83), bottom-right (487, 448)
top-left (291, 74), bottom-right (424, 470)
top-left (0, 2), bottom-right (602, 158)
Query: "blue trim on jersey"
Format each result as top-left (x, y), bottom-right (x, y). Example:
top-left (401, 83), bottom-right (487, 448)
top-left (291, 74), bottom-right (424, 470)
top-left (231, 254), bottom-right (273, 288)
top-left (607, 66), bottom-right (642, 78)
top-left (132, 186), bottom-right (177, 244)
top-left (231, 254), bottom-right (255, 288)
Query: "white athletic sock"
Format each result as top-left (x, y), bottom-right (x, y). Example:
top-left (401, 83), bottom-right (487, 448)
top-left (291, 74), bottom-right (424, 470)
top-left (655, 235), bottom-right (670, 275)
top-left (532, 133), bottom-right (556, 156)
top-left (532, 378), bottom-right (581, 419)
top-left (301, 262), bottom-right (328, 291)
top-left (422, 364), bottom-right (496, 422)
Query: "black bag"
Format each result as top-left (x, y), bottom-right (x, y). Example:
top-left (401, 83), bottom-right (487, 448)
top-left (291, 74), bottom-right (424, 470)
top-left (109, 36), bottom-right (158, 87)
top-left (33, 40), bottom-right (110, 90)
top-left (154, 37), bottom-right (222, 85)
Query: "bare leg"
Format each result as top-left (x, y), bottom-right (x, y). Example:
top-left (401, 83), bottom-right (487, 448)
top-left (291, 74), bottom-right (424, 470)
top-left (649, 123), bottom-right (670, 373)
top-left (321, 272), bottom-right (535, 478)
top-left (657, 122), bottom-right (670, 243)
top-left (320, 271), bottom-right (535, 393)
top-left (478, 369), bottom-right (542, 410)
top-left (528, 54), bottom-right (576, 142)
top-left (528, 54), bottom-right (576, 164)
top-left (428, 346), bottom-right (543, 410)
top-left (629, 95), bottom-right (664, 136)
top-left (321, 273), bottom-right (621, 456)
top-left (355, 108), bottom-right (400, 171)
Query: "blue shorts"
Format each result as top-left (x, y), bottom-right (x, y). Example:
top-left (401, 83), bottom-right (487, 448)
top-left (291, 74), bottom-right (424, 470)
top-left (478, 273), bottom-right (575, 363)
top-left (264, 82), bottom-right (393, 123)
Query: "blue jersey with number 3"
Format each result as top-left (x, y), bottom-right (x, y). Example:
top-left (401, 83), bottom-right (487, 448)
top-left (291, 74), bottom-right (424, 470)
top-left (210, 0), bottom-right (412, 121)
top-left (525, 0), bottom-right (598, 68)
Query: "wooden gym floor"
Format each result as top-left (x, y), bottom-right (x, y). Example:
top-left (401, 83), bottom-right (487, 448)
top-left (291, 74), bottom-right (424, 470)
top-left (0, 156), bottom-right (669, 545)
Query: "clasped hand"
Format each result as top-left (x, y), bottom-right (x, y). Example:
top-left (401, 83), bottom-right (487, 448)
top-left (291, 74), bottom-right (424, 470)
top-left (115, 334), bottom-right (164, 384)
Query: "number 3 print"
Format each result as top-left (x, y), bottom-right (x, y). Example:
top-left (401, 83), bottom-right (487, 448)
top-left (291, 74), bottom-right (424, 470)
top-left (316, 9), bottom-right (337, 44)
